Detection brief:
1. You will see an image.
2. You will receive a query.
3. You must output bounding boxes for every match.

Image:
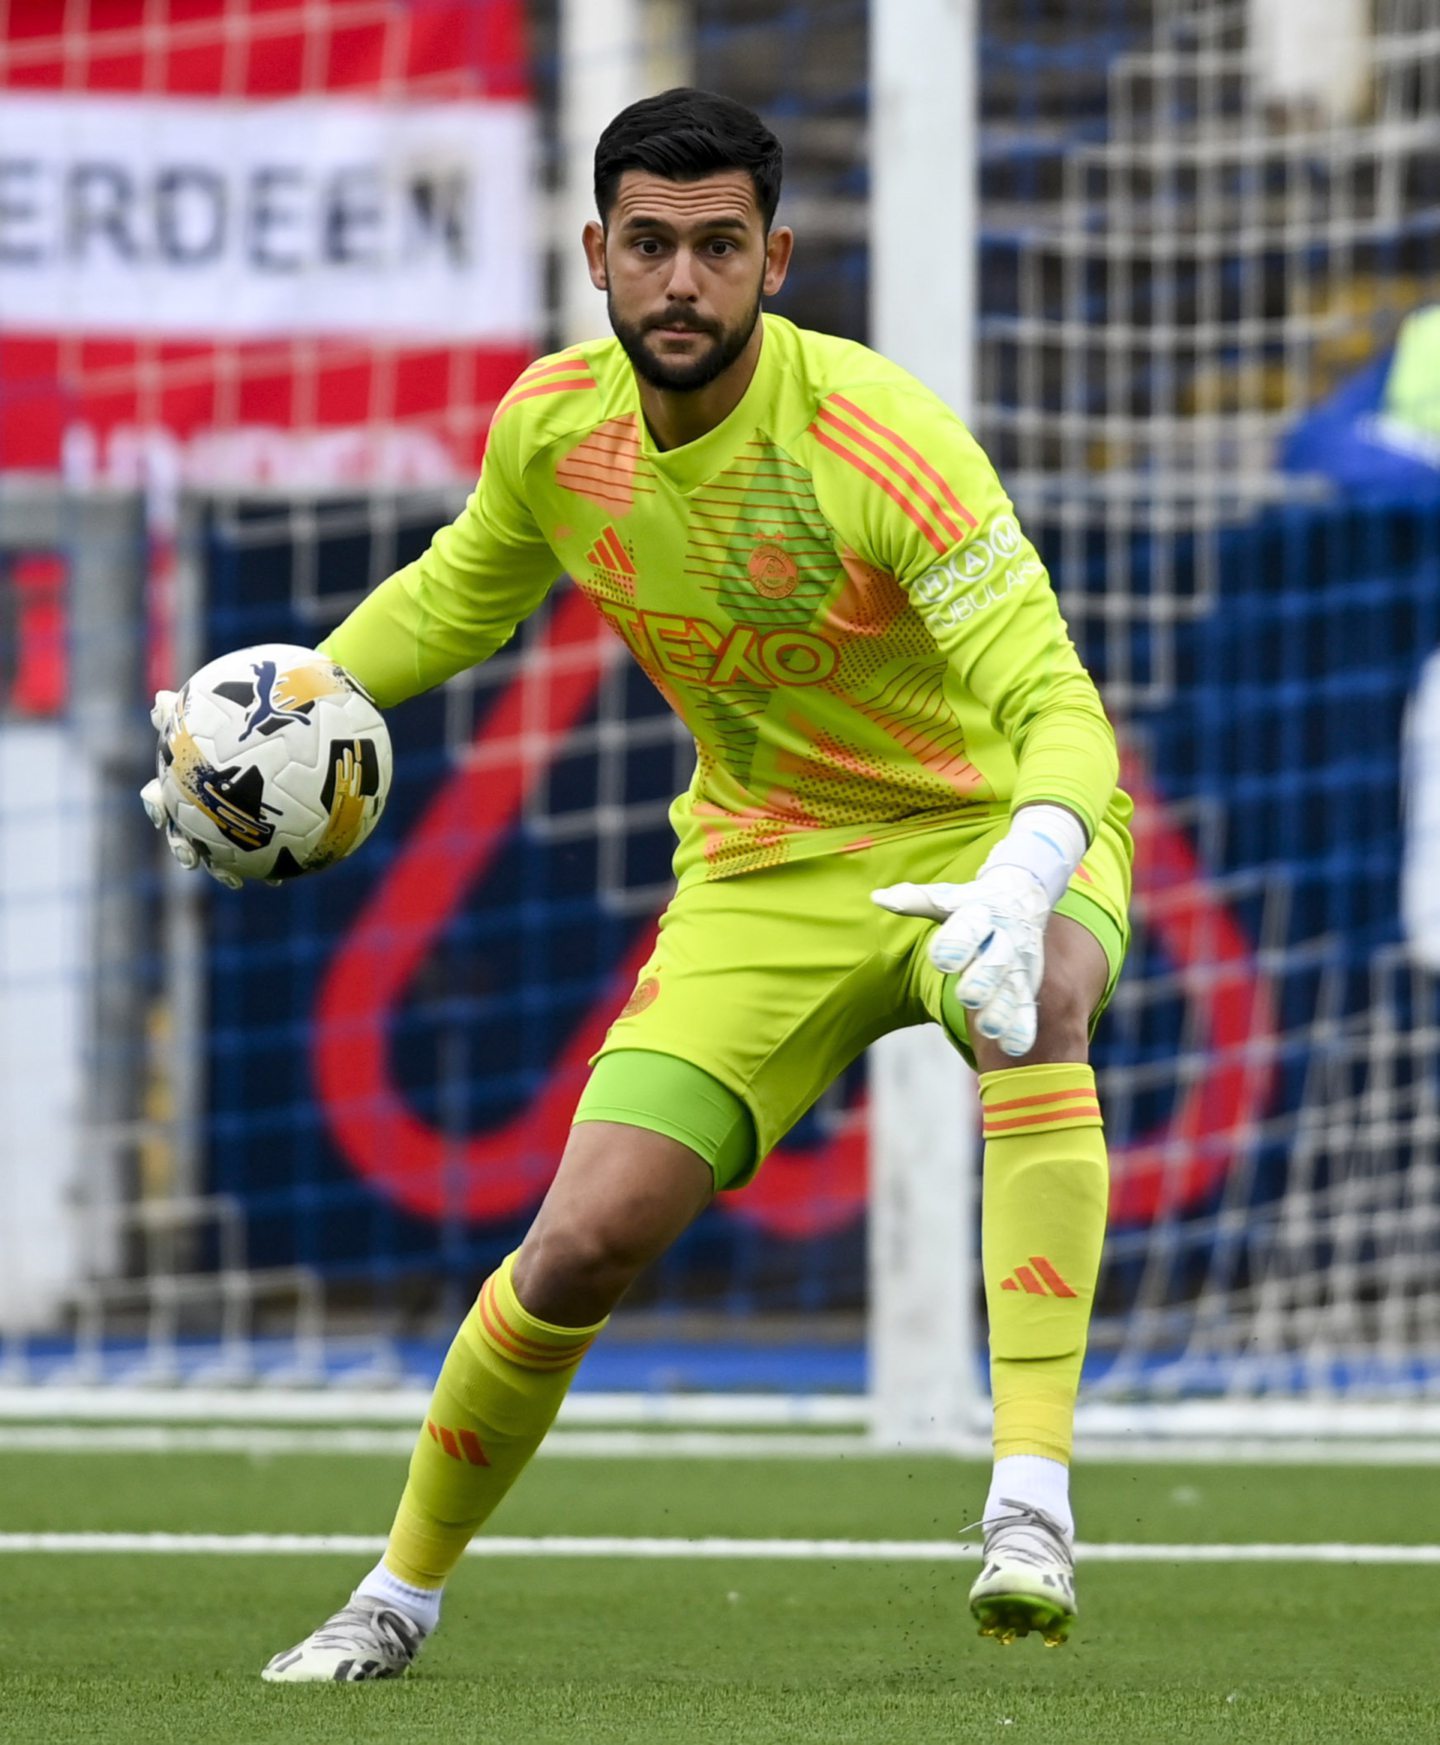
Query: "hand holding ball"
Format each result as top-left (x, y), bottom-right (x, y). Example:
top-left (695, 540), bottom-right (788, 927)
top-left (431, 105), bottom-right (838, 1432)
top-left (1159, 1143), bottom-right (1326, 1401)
top-left (140, 644), bottom-right (392, 888)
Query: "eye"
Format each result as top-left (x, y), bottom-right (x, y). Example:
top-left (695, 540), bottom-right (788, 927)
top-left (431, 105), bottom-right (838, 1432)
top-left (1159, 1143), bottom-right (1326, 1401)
top-left (707, 238), bottom-right (737, 256)
top-left (634, 237), bottom-right (665, 257)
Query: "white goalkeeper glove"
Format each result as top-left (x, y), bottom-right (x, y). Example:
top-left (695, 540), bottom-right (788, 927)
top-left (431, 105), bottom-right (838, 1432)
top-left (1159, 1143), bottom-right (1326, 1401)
top-left (871, 804), bottom-right (1088, 1059)
top-left (139, 689), bottom-right (244, 891)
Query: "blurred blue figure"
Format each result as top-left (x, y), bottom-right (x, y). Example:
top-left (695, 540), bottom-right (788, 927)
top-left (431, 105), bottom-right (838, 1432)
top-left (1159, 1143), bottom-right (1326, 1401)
top-left (1282, 305), bottom-right (1440, 498)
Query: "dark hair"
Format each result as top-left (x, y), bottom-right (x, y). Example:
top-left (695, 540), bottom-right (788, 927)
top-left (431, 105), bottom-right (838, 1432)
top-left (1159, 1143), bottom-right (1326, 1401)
top-left (594, 88), bottom-right (783, 230)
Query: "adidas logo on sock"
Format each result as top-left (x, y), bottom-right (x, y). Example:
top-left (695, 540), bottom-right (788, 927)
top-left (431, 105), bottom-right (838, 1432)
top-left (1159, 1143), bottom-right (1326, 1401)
top-left (998, 1256), bottom-right (1076, 1297)
top-left (426, 1418), bottom-right (490, 1465)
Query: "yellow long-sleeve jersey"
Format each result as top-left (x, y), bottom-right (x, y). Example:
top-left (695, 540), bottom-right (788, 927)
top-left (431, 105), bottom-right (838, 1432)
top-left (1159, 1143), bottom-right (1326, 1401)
top-left (324, 314), bottom-right (1131, 884)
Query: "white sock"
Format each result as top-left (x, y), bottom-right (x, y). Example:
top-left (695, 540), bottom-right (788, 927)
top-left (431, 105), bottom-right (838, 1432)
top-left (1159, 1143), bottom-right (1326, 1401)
top-left (984, 1455), bottom-right (1074, 1541)
top-left (354, 1559), bottom-right (443, 1634)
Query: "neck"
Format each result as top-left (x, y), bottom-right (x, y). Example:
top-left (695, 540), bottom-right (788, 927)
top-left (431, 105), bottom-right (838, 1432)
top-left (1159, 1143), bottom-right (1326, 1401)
top-left (638, 318), bottom-right (766, 452)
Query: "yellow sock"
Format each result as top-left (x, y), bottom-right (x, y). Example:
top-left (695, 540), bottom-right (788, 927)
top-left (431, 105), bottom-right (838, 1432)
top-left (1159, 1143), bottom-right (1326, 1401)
top-left (979, 1063), bottom-right (1109, 1465)
top-left (383, 1252), bottom-right (605, 1589)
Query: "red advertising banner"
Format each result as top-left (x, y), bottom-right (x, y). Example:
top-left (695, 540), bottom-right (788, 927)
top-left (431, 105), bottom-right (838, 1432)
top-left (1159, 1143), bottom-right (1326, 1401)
top-left (0, 0), bottom-right (535, 491)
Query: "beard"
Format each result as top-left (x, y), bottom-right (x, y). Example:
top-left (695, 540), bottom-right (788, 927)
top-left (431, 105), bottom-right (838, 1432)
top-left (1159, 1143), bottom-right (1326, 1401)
top-left (609, 286), bottom-right (763, 393)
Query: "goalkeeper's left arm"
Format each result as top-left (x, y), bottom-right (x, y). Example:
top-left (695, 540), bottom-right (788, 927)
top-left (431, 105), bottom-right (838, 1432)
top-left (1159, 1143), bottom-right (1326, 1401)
top-left (837, 383), bottom-right (1119, 1058)
top-left (873, 506), bottom-right (1116, 1057)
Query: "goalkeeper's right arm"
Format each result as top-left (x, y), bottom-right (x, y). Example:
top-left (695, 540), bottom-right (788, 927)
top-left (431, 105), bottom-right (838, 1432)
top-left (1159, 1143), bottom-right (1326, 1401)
top-left (320, 494), bottom-right (560, 708)
top-left (321, 412), bottom-right (561, 708)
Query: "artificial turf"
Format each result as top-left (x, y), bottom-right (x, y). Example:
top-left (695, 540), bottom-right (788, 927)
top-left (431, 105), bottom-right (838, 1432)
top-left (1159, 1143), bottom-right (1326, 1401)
top-left (3, 1450), bottom-right (1438, 1743)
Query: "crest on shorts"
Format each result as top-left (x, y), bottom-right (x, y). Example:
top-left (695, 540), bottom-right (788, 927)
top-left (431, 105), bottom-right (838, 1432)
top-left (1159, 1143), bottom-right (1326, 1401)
top-left (619, 974), bottom-right (661, 1019)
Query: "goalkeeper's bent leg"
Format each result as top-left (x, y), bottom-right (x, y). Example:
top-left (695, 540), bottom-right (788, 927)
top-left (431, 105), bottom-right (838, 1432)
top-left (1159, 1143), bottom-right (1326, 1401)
top-left (356, 1120), bottom-right (715, 1628)
top-left (978, 1060), bottom-right (1108, 1521)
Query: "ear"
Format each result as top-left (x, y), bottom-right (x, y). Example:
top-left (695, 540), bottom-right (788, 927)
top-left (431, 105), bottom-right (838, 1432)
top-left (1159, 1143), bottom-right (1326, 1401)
top-left (583, 220), bottom-right (608, 291)
top-left (762, 225), bottom-right (794, 298)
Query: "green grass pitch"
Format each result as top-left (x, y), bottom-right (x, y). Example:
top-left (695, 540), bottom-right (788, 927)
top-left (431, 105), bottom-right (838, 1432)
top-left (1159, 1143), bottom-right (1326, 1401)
top-left (3, 1445), bottom-right (1440, 1742)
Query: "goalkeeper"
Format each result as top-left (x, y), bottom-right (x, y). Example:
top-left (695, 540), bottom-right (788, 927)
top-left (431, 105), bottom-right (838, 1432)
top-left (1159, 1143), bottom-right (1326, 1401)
top-left (179, 88), bottom-right (1134, 1674)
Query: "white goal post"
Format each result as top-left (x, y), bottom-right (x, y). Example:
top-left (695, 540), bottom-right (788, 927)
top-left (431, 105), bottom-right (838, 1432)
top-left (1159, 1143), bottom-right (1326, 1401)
top-left (866, 0), bottom-right (984, 1448)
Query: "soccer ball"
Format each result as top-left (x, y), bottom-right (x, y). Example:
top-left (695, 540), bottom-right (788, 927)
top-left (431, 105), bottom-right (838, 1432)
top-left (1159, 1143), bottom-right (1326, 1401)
top-left (152, 643), bottom-right (392, 884)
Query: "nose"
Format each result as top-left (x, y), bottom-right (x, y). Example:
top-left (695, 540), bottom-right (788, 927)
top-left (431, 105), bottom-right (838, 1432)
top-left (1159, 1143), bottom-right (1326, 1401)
top-left (664, 246), bottom-right (700, 302)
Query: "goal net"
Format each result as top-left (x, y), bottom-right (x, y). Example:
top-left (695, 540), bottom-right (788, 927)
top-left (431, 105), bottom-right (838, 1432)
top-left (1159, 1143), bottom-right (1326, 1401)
top-left (3, 0), bottom-right (1440, 1443)
top-left (977, 0), bottom-right (1440, 1427)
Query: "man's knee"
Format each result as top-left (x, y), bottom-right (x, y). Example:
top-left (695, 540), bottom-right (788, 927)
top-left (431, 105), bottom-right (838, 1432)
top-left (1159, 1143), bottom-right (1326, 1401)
top-left (510, 1120), bottom-right (714, 1325)
top-left (1033, 965), bottom-right (1096, 1058)
top-left (512, 1216), bottom-right (649, 1318)
top-left (1034, 917), bottom-right (1111, 1056)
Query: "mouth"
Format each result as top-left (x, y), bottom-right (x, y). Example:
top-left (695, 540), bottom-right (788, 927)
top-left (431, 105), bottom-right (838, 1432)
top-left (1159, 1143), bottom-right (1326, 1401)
top-left (647, 320), bottom-right (713, 340)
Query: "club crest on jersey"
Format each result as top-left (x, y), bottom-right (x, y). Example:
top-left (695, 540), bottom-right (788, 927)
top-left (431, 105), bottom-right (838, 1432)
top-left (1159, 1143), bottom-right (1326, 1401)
top-left (747, 532), bottom-right (799, 599)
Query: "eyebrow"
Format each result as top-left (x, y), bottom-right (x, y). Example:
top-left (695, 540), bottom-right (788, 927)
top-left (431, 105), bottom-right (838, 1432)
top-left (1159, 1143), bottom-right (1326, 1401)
top-left (617, 213), bottom-right (751, 234)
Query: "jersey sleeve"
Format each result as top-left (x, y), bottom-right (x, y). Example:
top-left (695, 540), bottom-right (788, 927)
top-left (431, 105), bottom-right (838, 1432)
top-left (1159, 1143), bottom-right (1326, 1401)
top-left (809, 380), bottom-right (1118, 840)
top-left (319, 407), bottom-right (561, 708)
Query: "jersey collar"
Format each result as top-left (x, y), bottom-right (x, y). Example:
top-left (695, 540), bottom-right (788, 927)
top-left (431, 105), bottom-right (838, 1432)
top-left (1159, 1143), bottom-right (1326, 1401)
top-left (635, 313), bottom-right (782, 492)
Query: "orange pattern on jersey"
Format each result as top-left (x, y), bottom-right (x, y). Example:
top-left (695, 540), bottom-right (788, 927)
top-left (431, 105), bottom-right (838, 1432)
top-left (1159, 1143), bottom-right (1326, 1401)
top-left (586, 526), bottom-right (636, 576)
top-left (555, 415), bottom-right (651, 514)
top-left (492, 352), bottom-right (597, 423)
top-left (827, 550), bottom-right (911, 638)
top-left (827, 394), bottom-right (978, 531)
top-left (843, 659), bottom-right (988, 800)
top-left (810, 400), bottom-right (969, 552)
top-left (808, 423), bottom-right (947, 552)
top-left (821, 554), bottom-right (988, 803)
top-left (854, 704), bottom-right (987, 798)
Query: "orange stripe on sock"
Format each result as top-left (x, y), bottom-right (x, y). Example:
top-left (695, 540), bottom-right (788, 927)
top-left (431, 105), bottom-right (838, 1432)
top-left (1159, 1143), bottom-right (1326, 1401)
top-left (1014, 1265), bottom-right (1046, 1296)
top-left (479, 1291), bottom-right (567, 1368)
top-left (983, 1086), bottom-right (1099, 1115)
top-left (478, 1283), bottom-right (592, 1370)
top-left (426, 1418), bottom-right (441, 1445)
top-left (983, 1100), bottom-right (1101, 1134)
top-left (438, 1425), bottom-right (461, 1459)
top-left (481, 1277), bottom-right (557, 1356)
top-left (808, 424), bottom-right (950, 553)
top-left (827, 394), bottom-right (978, 527)
top-left (485, 1278), bottom-right (592, 1358)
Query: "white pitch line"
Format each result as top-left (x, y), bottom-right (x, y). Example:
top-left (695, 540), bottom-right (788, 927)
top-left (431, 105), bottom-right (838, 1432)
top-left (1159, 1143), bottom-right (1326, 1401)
top-left (2, 1532), bottom-right (1440, 1564)
top-left (0, 1388), bottom-right (867, 1428)
top-left (8, 1425), bottom-right (1440, 1464)
top-left (0, 1427), bottom-right (879, 1459)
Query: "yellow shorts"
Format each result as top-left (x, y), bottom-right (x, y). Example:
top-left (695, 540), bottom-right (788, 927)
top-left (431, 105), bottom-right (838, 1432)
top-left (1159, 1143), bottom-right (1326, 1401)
top-left (581, 815), bottom-right (1132, 1187)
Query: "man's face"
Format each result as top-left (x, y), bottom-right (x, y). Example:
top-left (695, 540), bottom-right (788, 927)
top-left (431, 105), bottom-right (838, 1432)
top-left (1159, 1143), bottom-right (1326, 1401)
top-left (586, 170), bottom-right (791, 393)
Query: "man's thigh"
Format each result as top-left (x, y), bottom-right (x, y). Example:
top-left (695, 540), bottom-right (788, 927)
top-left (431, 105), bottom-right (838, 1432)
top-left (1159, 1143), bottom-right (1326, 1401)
top-left (586, 853), bottom-right (912, 1182)
top-left (887, 815), bottom-right (1133, 1064)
